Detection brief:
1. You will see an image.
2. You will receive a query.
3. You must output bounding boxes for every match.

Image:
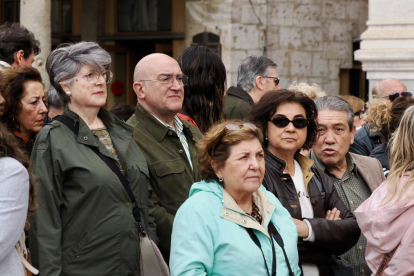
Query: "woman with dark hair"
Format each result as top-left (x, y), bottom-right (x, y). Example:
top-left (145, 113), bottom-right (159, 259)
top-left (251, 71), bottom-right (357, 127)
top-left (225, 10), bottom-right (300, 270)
top-left (251, 90), bottom-right (360, 276)
top-left (170, 120), bottom-right (301, 276)
top-left (29, 42), bottom-right (156, 275)
top-left (177, 45), bottom-right (226, 133)
top-left (0, 72), bottom-right (38, 275)
top-left (1, 67), bottom-right (47, 155)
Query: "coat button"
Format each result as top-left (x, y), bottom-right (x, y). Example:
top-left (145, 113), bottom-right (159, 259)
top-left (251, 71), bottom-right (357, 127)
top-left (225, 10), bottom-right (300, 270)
top-left (83, 136), bottom-right (88, 141)
top-left (242, 220), bottom-right (246, 224)
top-left (122, 129), bottom-right (126, 133)
top-left (178, 149), bottom-right (184, 154)
top-left (168, 131), bottom-right (173, 135)
top-left (126, 202), bottom-right (130, 207)
top-left (224, 212), bottom-right (229, 216)
top-left (76, 255), bottom-right (80, 259)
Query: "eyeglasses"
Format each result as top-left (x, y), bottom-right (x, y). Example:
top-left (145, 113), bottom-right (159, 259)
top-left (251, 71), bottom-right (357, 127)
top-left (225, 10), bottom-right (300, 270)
top-left (382, 92), bottom-right (412, 102)
top-left (139, 75), bottom-right (189, 86)
top-left (80, 70), bottom-right (113, 84)
top-left (354, 110), bottom-right (365, 119)
top-left (224, 123), bottom-right (257, 131)
top-left (262, 76), bottom-right (280, 86)
top-left (269, 115), bottom-right (308, 129)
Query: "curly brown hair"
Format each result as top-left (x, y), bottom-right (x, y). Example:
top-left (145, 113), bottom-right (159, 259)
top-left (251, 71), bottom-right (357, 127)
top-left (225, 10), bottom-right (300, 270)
top-left (0, 122), bottom-right (38, 217)
top-left (251, 89), bottom-right (318, 150)
top-left (197, 120), bottom-right (263, 182)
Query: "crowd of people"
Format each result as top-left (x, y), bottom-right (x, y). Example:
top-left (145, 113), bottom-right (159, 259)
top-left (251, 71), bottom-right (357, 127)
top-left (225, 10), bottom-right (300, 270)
top-left (1, 22), bottom-right (414, 276)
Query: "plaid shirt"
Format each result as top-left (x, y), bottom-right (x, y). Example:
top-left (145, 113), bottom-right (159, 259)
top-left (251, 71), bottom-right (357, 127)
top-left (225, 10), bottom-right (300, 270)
top-left (311, 152), bottom-right (372, 276)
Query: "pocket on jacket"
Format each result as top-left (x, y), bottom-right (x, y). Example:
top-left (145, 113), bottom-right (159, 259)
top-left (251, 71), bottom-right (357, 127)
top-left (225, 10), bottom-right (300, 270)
top-left (63, 231), bottom-right (92, 262)
top-left (153, 159), bottom-right (185, 177)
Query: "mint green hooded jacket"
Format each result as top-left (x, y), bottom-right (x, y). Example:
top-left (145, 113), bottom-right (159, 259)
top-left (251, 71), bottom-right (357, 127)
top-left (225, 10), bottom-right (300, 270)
top-left (170, 180), bottom-right (301, 276)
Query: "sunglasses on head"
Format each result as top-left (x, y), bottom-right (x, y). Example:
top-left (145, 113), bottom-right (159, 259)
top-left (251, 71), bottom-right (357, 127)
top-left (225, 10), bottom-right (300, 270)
top-left (269, 115), bottom-right (308, 129)
top-left (224, 123), bottom-right (257, 131)
top-left (383, 92), bottom-right (412, 102)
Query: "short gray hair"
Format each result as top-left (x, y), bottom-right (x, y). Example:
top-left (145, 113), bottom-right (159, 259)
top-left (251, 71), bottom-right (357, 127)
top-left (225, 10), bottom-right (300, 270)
top-left (47, 87), bottom-right (64, 110)
top-left (46, 42), bottom-right (111, 105)
top-left (314, 96), bottom-right (355, 130)
top-left (236, 56), bottom-right (277, 92)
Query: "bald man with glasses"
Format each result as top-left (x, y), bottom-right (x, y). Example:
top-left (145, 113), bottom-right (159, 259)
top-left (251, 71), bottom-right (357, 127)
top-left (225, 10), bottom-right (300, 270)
top-left (127, 53), bottom-right (203, 262)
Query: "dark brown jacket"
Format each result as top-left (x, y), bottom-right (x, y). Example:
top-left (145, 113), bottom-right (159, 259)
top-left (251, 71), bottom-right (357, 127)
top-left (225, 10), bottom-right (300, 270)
top-left (263, 150), bottom-right (360, 276)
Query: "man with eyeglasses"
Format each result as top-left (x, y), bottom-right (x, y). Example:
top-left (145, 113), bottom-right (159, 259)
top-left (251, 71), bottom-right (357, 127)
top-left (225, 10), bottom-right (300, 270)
top-left (350, 78), bottom-right (409, 156)
top-left (127, 53), bottom-right (203, 262)
top-left (310, 96), bottom-right (385, 276)
top-left (225, 55), bottom-right (280, 120)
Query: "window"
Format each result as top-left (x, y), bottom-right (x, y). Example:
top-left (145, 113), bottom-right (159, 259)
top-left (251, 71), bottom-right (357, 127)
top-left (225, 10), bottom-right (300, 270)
top-left (51, 0), bottom-right (72, 35)
top-left (0, 0), bottom-right (19, 24)
top-left (117, 0), bottom-right (171, 32)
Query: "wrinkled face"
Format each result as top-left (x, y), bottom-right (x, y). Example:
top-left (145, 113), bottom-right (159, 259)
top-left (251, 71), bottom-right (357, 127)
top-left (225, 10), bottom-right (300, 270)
top-left (135, 57), bottom-right (184, 119)
top-left (267, 102), bottom-right (308, 158)
top-left (0, 73), bottom-right (4, 116)
top-left (67, 64), bottom-right (107, 109)
top-left (16, 81), bottom-right (47, 137)
top-left (313, 110), bottom-right (355, 170)
top-left (215, 139), bottom-right (265, 198)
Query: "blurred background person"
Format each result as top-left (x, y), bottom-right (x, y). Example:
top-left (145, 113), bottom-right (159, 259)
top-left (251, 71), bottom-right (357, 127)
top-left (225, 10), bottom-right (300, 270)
top-left (288, 82), bottom-right (326, 101)
top-left (364, 97), bottom-right (414, 177)
top-left (29, 42), bottom-right (156, 276)
top-left (108, 103), bottom-right (136, 122)
top-left (0, 72), bottom-right (4, 116)
top-left (339, 95), bottom-right (366, 129)
top-left (1, 68), bottom-right (47, 155)
top-left (0, 121), bottom-right (38, 276)
top-left (356, 105), bottom-right (414, 276)
top-left (177, 45), bottom-right (226, 133)
top-left (251, 90), bottom-right (360, 276)
top-left (170, 120), bottom-right (301, 276)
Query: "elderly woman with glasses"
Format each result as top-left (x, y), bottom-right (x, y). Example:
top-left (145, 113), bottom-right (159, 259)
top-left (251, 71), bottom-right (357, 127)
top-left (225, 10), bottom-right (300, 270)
top-left (170, 120), bottom-right (301, 276)
top-left (29, 42), bottom-right (157, 276)
top-left (251, 90), bottom-right (360, 276)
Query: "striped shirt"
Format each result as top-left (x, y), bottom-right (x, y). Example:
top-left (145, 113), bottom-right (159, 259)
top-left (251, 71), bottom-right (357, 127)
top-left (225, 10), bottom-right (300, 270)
top-left (311, 152), bottom-right (372, 276)
top-left (151, 114), bottom-right (193, 170)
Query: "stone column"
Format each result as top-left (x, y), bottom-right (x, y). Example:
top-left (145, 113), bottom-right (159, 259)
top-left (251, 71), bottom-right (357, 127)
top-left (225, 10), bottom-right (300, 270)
top-left (355, 0), bottom-right (414, 99)
top-left (20, 0), bottom-right (51, 90)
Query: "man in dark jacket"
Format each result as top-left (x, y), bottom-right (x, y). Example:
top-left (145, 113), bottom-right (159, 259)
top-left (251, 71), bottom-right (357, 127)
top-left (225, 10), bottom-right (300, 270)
top-left (127, 53), bottom-right (203, 262)
top-left (311, 96), bottom-right (385, 276)
top-left (225, 56), bottom-right (280, 119)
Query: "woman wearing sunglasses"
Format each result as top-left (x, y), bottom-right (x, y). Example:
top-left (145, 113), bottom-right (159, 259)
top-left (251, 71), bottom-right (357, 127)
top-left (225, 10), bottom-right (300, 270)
top-left (170, 120), bottom-right (301, 276)
top-left (251, 90), bottom-right (360, 276)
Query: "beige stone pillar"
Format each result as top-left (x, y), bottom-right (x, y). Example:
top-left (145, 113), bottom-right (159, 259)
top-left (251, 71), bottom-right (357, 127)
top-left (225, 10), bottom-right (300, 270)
top-left (20, 0), bottom-right (51, 90)
top-left (355, 0), bottom-right (414, 99)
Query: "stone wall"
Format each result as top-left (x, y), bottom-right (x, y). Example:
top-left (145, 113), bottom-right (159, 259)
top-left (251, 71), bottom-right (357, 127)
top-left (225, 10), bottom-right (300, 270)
top-left (186, 0), bottom-right (368, 95)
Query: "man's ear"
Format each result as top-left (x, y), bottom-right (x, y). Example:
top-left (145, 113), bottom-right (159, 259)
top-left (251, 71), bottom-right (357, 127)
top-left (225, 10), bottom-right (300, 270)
top-left (350, 125), bottom-right (356, 145)
top-left (133, 81), bottom-right (145, 100)
top-left (255, 75), bottom-right (265, 91)
top-left (12, 50), bottom-right (25, 67)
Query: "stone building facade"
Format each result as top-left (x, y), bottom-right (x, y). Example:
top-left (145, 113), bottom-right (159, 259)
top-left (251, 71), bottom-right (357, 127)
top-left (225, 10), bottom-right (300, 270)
top-left (186, 0), bottom-right (368, 95)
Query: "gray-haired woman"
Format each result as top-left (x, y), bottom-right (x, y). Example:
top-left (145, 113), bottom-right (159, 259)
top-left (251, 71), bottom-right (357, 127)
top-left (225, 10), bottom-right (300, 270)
top-left (29, 42), bottom-right (157, 275)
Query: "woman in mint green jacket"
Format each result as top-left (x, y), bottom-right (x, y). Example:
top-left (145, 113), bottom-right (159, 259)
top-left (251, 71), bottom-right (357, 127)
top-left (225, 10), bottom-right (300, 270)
top-left (170, 120), bottom-right (301, 276)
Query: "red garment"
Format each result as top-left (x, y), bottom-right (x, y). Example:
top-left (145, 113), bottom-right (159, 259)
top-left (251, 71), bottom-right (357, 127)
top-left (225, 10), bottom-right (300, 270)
top-left (177, 113), bottom-right (199, 130)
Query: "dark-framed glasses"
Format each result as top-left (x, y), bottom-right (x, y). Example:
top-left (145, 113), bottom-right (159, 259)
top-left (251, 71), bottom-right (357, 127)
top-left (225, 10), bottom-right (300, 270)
top-left (139, 75), bottom-right (189, 86)
top-left (383, 92), bottom-right (412, 102)
top-left (224, 123), bottom-right (257, 131)
top-left (84, 70), bottom-right (113, 84)
top-left (269, 115), bottom-right (308, 129)
top-left (354, 110), bottom-right (365, 119)
top-left (262, 76), bottom-right (280, 86)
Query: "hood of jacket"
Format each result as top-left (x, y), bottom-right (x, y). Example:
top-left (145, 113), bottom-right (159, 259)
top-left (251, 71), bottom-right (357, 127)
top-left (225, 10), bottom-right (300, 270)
top-left (355, 172), bottom-right (414, 253)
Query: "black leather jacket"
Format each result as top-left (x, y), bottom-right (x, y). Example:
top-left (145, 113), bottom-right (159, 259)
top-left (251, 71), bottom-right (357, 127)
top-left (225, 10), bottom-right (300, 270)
top-left (263, 149), bottom-right (360, 276)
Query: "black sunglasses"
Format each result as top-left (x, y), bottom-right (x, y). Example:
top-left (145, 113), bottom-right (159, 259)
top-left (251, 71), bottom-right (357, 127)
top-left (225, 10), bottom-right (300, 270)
top-left (383, 92), bottom-right (412, 102)
top-left (262, 76), bottom-right (280, 86)
top-left (269, 116), bottom-right (308, 129)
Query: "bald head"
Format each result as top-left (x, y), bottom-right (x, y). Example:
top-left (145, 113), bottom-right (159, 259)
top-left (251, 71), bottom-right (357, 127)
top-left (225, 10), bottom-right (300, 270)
top-left (374, 78), bottom-right (408, 106)
top-left (134, 53), bottom-right (179, 82)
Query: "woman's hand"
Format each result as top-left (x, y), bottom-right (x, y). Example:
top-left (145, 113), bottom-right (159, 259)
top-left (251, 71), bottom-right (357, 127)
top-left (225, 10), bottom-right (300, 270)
top-left (325, 208), bottom-right (341, 220)
top-left (292, 218), bottom-right (309, 238)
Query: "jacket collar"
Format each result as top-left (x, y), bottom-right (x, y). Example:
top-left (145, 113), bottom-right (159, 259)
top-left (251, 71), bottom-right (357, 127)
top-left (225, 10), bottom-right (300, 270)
top-left (220, 187), bottom-right (275, 238)
top-left (311, 151), bottom-right (360, 178)
top-left (226, 86), bottom-right (254, 106)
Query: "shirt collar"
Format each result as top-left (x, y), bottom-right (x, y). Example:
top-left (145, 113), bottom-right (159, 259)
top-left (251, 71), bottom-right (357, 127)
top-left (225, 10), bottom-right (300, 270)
top-left (150, 113), bottom-right (183, 135)
top-left (310, 151), bottom-right (359, 177)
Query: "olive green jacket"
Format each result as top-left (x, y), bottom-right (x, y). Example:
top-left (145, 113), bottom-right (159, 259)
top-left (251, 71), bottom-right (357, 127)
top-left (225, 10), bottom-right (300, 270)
top-left (29, 107), bottom-right (156, 276)
top-left (224, 86), bottom-right (254, 120)
top-left (127, 103), bottom-right (203, 261)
